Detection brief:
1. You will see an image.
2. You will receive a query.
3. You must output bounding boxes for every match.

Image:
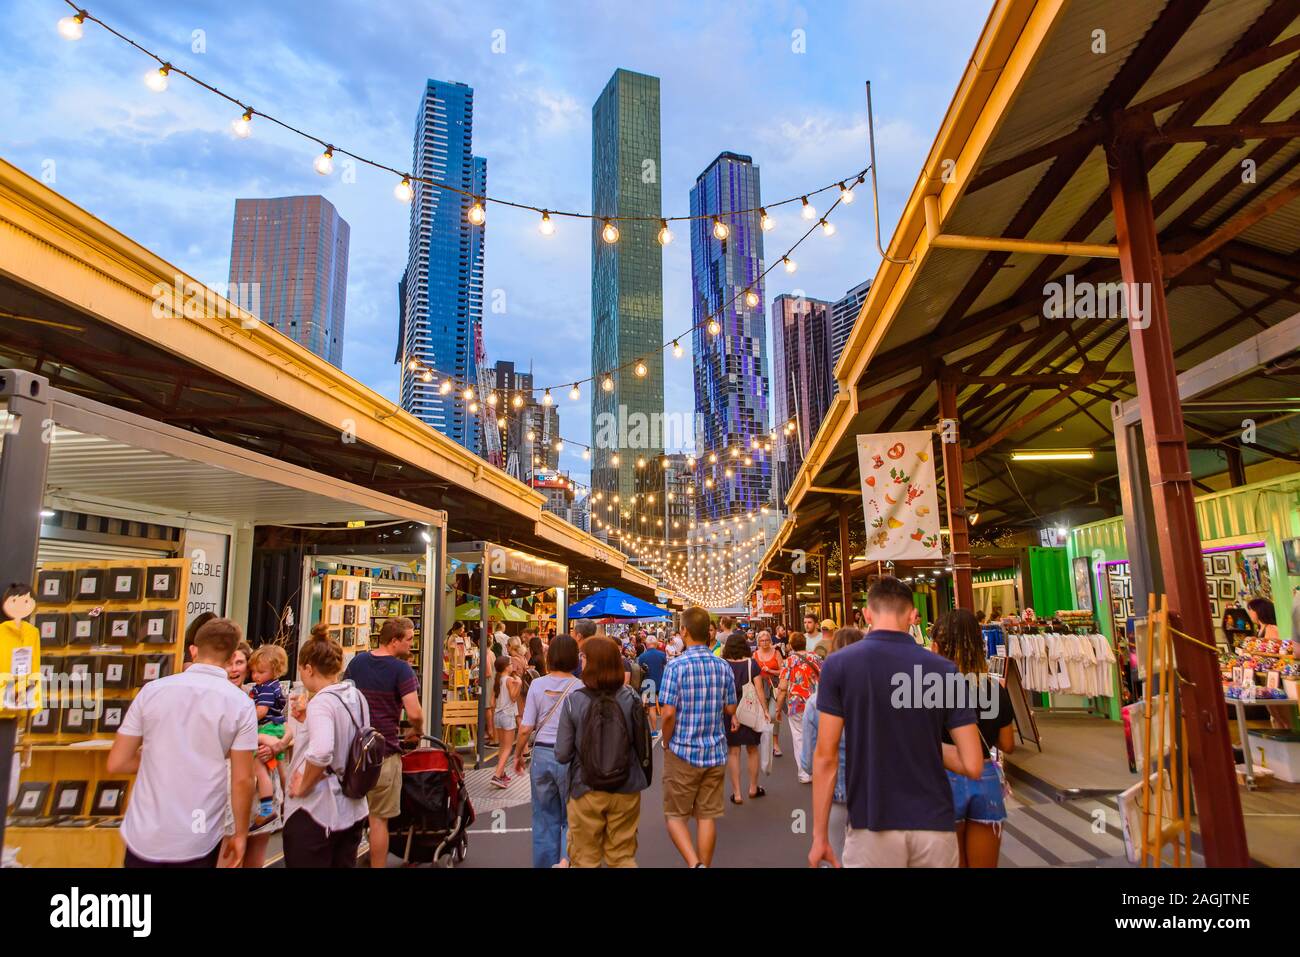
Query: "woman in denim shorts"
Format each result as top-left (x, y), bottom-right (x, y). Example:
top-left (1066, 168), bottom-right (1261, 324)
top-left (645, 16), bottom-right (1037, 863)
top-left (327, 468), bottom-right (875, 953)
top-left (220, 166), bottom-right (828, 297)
top-left (930, 609), bottom-right (1016, 868)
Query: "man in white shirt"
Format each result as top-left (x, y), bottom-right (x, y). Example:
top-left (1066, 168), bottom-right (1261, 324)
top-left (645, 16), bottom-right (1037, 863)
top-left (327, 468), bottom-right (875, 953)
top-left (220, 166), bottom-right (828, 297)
top-left (108, 618), bottom-right (258, 867)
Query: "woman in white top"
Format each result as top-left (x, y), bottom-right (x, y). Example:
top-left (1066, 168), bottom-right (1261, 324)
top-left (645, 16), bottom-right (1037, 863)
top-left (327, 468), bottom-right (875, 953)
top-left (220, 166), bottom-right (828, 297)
top-left (282, 628), bottom-right (371, 868)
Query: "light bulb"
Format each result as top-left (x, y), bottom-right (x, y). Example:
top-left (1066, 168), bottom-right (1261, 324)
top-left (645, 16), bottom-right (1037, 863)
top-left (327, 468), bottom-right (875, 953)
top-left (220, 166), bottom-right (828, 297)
top-left (512, 393), bottom-right (524, 409)
top-left (637, 457), bottom-right (646, 469)
top-left (526, 430), bottom-right (535, 442)
top-left (707, 319), bottom-right (721, 336)
top-left (421, 371), bottom-right (433, 383)
top-left (582, 448), bottom-right (591, 460)
top-left (467, 199), bottom-right (486, 226)
top-left (314, 147), bottom-right (335, 176)
top-left (145, 64), bottom-right (171, 93)
top-left (469, 401), bottom-right (479, 414)
top-left (462, 386), bottom-right (475, 401)
top-left (407, 359), bottom-right (419, 371)
top-left (820, 219), bottom-right (836, 236)
top-left (634, 360), bottom-right (648, 378)
top-left (611, 453), bottom-right (621, 466)
top-left (672, 340), bottom-right (683, 359)
top-left (657, 220), bottom-right (673, 245)
top-left (542, 389), bottom-right (553, 406)
top-left (783, 256), bottom-right (797, 274)
top-left (601, 220), bottom-right (620, 244)
top-left (800, 196), bottom-right (816, 220)
top-left (839, 181), bottom-right (855, 204)
top-left (232, 109), bottom-right (254, 139)
top-left (497, 416), bottom-right (506, 428)
top-left (393, 176), bottom-right (414, 203)
top-left (708, 452), bottom-right (718, 464)
top-left (555, 440), bottom-right (564, 452)
top-left (538, 210), bottom-right (555, 236)
top-left (58, 13), bottom-right (85, 40)
top-left (759, 207), bottom-right (775, 232)
top-left (439, 380), bottom-right (452, 395)
top-left (602, 375), bottom-right (614, 392)
top-left (711, 217), bottom-right (729, 241)
top-left (744, 289), bottom-right (759, 308)
top-left (487, 392), bottom-right (498, 406)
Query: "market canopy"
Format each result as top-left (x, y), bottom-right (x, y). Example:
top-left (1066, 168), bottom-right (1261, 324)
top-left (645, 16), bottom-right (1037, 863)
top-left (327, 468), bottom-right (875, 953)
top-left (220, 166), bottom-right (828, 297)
top-left (454, 598), bottom-right (531, 622)
top-left (568, 588), bottom-right (669, 621)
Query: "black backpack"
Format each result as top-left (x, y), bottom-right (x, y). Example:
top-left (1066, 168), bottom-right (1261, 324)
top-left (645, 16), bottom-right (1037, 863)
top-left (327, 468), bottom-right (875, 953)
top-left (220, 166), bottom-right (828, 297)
top-left (579, 688), bottom-right (634, 791)
top-left (325, 689), bottom-right (386, 799)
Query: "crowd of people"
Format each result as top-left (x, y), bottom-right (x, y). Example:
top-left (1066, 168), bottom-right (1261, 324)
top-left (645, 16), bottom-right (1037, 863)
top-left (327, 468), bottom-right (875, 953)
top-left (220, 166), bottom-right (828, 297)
top-left (104, 574), bottom-right (1016, 869)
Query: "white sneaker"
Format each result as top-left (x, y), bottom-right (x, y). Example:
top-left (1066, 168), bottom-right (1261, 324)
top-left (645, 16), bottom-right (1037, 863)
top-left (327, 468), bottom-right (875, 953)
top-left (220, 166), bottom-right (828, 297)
top-left (798, 772), bottom-right (812, 784)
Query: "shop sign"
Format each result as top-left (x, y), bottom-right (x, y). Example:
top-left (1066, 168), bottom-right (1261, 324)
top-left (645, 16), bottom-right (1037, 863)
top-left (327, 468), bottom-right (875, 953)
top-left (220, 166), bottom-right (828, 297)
top-left (185, 529), bottom-right (228, 625)
top-left (856, 431), bottom-right (942, 561)
top-left (487, 544), bottom-right (567, 589)
top-left (760, 579), bottom-right (783, 615)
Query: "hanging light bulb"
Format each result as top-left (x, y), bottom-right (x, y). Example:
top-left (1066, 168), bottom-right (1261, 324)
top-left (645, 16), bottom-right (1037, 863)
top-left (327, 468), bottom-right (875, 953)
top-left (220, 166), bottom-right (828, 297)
top-left (486, 392), bottom-right (498, 407)
top-left (512, 393), bottom-right (524, 409)
top-left (707, 318), bottom-right (721, 336)
top-left (145, 63), bottom-right (172, 93)
top-left (421, 370), bottom-right (433, 383)
top-left (468, 400), bottom-right (479, 414)
top-left (542, 389), bottom-right (553, 406)
top-left (634, 359), bottom-right (648, 378)
top-left (582, 448), bottom-right (591, 460)
top-left (313, 146), bottom-right (335, 176)
top-left (569, 383), bottom-right (581, 401)
top-left (657, 219), bottom-right (673, 245)
top-left (819, 219), bottom-right (836, 237)
top-left (467, 198), bottom-right (486, 226)
top-left (439, 380), bottom-right (452, 395)
top-left (839, 180), bottom-right (855, 204)
top-left (800, 196), bottom-right (816, 220)
top-left (497, 416), bottom-right (507, 428)
top-left (671, 340), bottom-right (684, 359)
top-left (538, 210), bottom-right (555, 236)
top-left (711, 217), bottom-right (729, 241)
top-left (232, 108), bottom-right (254, 139)
top-left (58, 11), bottom-right (86, 39)
top-left (526, 429), bottom-right (535, 442)
top-left (462, 386), bottom-right (475, 401)
top-left (406, 358), bottom-right (419, 372)
top-left (744, 289), bottom-right (759, 308)
top-left (393, 176), bottom-right (414, 203)
top-left (602, 375), bottom-right (614, 392)
top-left (555, 440), bottom-right (564, 452)
top-left (759, 207), bottom-right (775, 232)
top-left (601, 220), bottom-right (620, 244)
top-left (611, 453), bottom-right (621, 466)
top-left (708, 452), bottom-right (718, 464)
top-left (783, 256), bottom-right (797, 274)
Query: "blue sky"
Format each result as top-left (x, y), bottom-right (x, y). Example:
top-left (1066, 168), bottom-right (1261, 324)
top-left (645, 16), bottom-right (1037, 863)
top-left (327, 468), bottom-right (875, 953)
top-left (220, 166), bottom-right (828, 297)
top-left (1, 0), bottom-right (991, 485)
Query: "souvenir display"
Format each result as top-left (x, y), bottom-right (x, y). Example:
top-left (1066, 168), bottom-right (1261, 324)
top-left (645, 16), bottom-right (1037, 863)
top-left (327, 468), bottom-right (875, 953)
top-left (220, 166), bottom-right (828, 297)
top-left (13, 782), bottom-right (51, 817)
top-left (107, 567), bottom-right (143, 601)
top-left (35, 613), bottom-right (67, 648)
top-left (104, 611), bottom-right (138, 644)
top-left (51, 781), bottom-right (89, 818)
top-left (90, 781), bottom-right (128, 816)
top-left (36, 570), bottom-right (72, 605)
top-left (73, 569), bottom-right (106, 602)
top-left (145, 566), bottom-right (180, 600)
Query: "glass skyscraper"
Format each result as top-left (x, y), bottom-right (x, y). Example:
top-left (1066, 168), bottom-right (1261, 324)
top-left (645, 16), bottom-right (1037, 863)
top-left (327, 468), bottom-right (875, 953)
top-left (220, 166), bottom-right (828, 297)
top-left (591, 69), bottom-right (664, 545)
top-left (830, 278), bottom-right (872, 380)
top-left (228, 195), bottom-right (349, 366)
top-left (690, 152), bottom-right (770, 520)
top-left (771, 293), bottom-right (834, 503)
top-left (398, 79), bottom-right (485, 455)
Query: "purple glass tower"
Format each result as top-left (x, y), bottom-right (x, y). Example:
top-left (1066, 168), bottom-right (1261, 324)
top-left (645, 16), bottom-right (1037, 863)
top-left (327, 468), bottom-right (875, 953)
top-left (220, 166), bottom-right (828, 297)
top-left (689, 152), bottom-right (770, 520)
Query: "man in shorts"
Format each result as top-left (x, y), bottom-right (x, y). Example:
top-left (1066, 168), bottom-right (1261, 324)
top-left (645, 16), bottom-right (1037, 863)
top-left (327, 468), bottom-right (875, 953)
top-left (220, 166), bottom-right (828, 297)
top-left (637, 636), bottom-right (668, 736)
top-left (343, 616), bottom-right (423, 868)
top-left (658, 606), bottom-right (737, 868)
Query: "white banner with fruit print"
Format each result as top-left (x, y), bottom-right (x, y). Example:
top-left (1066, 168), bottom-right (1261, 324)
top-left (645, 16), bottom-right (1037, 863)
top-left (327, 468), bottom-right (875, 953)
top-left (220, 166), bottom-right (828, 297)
top-left (856, 431), bottom-right (942, 561)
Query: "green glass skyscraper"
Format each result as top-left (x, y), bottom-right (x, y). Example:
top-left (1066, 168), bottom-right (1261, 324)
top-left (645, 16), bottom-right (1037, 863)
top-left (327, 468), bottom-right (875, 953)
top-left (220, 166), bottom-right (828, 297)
top-left (591, 69), bottom-right (665, 548)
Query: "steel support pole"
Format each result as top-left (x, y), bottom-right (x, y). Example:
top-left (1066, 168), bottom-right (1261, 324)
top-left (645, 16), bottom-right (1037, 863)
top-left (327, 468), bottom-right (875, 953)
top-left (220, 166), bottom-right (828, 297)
top-left (839, 503), bottom-right (854, 621)
top-left (1106, 135), bottom-right (1248, 867)
top-left (938, 378), bottom-right (974, 609)
top-left (817, 552), bottom-right (830, 622)
top-left (477, 550), bottom-right (489, 769)
top-left (0, 370), bottom-right (52, 855)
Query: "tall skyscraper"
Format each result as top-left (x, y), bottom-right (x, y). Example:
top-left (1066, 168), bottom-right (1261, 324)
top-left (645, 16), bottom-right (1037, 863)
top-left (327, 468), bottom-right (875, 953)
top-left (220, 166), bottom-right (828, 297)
top-left (830, 279), bottom-right (872, 374)
top-left (771, 294), bottom-right (834, 503)
top-left (228, 195), bottom-right (349, 366)
top-left (591, 69), bottom-right (665, 546)
top-left (690, 152), bottom-right (770, 520)
top-left (490, 360), bottom-right (560, 477)
top-left (398, 79), bottom-right (485, 454)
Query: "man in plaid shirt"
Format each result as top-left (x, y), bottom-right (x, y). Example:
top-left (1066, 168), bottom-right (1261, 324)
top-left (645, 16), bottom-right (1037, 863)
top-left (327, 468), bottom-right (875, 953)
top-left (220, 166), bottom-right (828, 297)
top-left (658, 606), bottom-right (737, 867)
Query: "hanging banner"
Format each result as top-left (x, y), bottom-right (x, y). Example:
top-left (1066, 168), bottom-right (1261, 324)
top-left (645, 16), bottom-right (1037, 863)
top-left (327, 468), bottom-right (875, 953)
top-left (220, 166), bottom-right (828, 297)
top-left (760, 580), bottom-right (784, 615)
top-left (856, 430), bottom-right (942, 562)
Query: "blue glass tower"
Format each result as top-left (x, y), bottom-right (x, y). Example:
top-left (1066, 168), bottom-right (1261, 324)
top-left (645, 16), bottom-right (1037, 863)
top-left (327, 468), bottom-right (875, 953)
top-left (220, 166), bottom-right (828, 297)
top-left (690, 152), bottom-right (770, 520)
top-left (399, 79), bottom-right (485, 454)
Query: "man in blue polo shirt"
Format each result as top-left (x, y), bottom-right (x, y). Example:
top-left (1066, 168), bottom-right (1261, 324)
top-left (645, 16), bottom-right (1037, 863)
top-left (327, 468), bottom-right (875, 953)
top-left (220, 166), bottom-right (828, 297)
top-left (809, 577), bottom-right (984, 868)
top-left (637, 636), bottom-right (668, 736)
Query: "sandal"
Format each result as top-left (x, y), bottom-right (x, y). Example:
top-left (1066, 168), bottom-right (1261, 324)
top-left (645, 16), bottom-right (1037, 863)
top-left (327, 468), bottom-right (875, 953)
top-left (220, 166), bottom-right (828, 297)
top-left (729, 795), bottom-right (743, 805)
top-left (749, 787), bottom-right (766, 799)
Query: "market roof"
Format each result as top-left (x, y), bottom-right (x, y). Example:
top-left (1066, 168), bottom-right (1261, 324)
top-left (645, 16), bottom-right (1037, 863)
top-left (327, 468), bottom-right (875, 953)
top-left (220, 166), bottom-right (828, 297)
top-left (0, 158), bottom-right (661, 600)
top-left (764, 0), bottom-right (1300, 581)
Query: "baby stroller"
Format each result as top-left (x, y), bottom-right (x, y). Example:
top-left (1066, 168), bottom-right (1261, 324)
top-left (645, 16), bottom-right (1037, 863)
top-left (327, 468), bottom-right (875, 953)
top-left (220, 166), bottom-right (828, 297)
top-left (391, 736), bottom-right (475, 866)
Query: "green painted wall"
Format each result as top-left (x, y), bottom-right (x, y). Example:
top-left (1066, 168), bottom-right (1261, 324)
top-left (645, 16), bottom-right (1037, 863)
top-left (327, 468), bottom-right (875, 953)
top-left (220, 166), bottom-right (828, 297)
top-left (1027, 546), bottom-right (1071, 616)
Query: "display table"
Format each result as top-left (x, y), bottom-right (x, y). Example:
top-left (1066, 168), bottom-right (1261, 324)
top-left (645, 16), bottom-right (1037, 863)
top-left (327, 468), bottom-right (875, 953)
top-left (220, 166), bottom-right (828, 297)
top-left (1227, 693), bottom-right (1300, 789)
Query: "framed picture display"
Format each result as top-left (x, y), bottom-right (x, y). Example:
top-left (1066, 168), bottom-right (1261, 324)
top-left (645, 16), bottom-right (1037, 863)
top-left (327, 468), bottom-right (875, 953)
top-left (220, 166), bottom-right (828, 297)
top-left (345, 579), bottom-right (360, 601)
top-left (101, 655), bottom-right (133, 690)
top-left (140, 609), bottom-right (176, 644)
top-left (1232, 665), bottom-right (1243, 685)
top-left (13, 781), bottom-right (51, 817)
top-left (73, 569), bottom-right (106, 602)
top-left (327, 604), bottom-right (343, 625)
top-left (1109, 579), bottom-right (1122, 598)
top-left (1208, 598), bottom-right (1220, 619)
top-left (135, 654), bottom-right (171, 686)
top-left (1219, 580), bottom-right (1236, 600)
top-left (329, 578), bottom-right (344, 601)
top-left (107, 568), bottom-right (143, 602)
top-left (91, 781), bottom-right (128, 816)
top-left (341, 627), bottom-right (356, 648)
top-left (37, 570), bottom-right (72, 605)
top-left (104, 611), bottom-right (138, 644)
top-left (60, 706), bottom-right (92, 735)
top-left (1266, 670), bottom-right (1282, 691)
top-left (35, 613), bottom-right (67, 647)
top-left (145, 566), bottom-right (180, 600)
top-left (1206, 579), bottom-right (1216, 597)
top-left (97, 699), bottom-right (130, 733)
top-left (1202, 556), bottom-right (1212, 577)
top-left (357, 604), bottom-right (370, 625)
top-left (1212, 553), bottom-right (1232, 577)
top-left (343, 604), bottom-right (357, 625)
top-left (28, 705), bottom-right (56, 734)
top-left (52, 780), bottom-right (89, 817)
top-left (358, 581), bottom-right (371, 601)
top-left (1125, 598), bottom-right (1135, 617)
top-left (68, 612), bottom-right (103, 646)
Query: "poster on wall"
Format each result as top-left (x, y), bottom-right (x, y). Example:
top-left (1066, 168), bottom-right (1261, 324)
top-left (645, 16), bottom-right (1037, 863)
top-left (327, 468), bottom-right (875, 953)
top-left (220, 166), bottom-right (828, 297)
top-left (184, 529), bottom-right (229, 628)
top-left (1072, 556), bottom-right (1093, 612)
top-left (855, 431), bottom-right (942, 562)
top-left (760, 580), bottom-right (783, 615)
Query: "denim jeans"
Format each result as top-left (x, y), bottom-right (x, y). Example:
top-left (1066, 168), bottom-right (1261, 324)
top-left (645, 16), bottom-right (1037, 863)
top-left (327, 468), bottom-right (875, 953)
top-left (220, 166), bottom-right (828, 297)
top-left (530, 745), bottom-right (570, 868)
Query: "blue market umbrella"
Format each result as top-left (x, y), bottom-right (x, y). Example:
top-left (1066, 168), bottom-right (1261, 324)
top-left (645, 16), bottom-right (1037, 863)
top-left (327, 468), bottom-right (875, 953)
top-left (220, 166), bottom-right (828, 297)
top-left (568, 588), bottom-right (669, 621)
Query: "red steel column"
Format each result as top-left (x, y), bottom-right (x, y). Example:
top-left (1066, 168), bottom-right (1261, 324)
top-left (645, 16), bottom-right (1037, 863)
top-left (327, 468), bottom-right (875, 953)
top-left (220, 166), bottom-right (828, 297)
top-left (839, 502), bottom-right (854, 620)
top-left (818, 550), bottom-right (830, 622)
top-left (1107, 133), bottom-right (1248, 867)
top-left (939, 377), bottom-right (975, 609)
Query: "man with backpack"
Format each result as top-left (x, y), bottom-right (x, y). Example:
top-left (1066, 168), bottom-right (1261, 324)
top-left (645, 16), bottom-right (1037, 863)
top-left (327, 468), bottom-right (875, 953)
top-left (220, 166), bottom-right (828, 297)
top-left (658, 606), bottom-right (737, 868)
top-left (342, 616), bottom-right (423, 868)
top-left (555, 636), bottom-right (652, 867)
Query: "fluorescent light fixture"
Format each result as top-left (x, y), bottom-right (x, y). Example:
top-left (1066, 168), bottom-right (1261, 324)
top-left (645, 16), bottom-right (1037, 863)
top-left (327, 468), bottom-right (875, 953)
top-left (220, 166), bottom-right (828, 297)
top-left (1010, 449), bottom-right (1095, 462)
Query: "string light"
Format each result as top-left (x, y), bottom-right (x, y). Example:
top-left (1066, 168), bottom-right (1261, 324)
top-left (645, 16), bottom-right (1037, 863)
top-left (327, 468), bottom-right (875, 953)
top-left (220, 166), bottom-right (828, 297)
top-left (467, 198), bottom-right (486, 226)
top-left (314, 146), bottom-right (335, 176)
top-left (512, 393), bottom-right (524, 409)
top-left (634, 359), bottom-right (648, 378)
top-left (438, 380), bottom-right (452, 395)
top-left (145, 63), bottom-right (171, 92)
top-left (800, 196), bottom-right (816, 220)
top-left (486, 391), bottom-right (498, 407)
top-left (783, 256), bottom-right (797, 274)
top-left (744, 289), bottom-right (759, 308)
top-left (839, 180), bottom-right (855, 204)
top-left (462, 386), bottom-right (475, 401)
top-left (711, 217), bottom-right (729, 241)
top-left (707, 319), bottom-right (721, 336)
top-left (672, 340), bottom-right (683, 358)
top-left (601, 220), bottom-right (620, 244)
top-left (569, 383), bottom-right (581, 401)
top-left (232, 108), bottom-right (254, 139)
top-left (57, 10), bottom-right (85, 39)
top-left (760, 207), bottom-right (774, 231)
top-left (393, 176), bottom-right (413, 203)
top-left (542, 389), bottom-right (553, 406)
top-left (538, 211), bottom-right (555, 236)
top-left (819, 218), bottom-right (836, 236)
top-left (602, 375), bottom-right (614, 392)
top-left (657, 220), bottom-right (673, 245)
